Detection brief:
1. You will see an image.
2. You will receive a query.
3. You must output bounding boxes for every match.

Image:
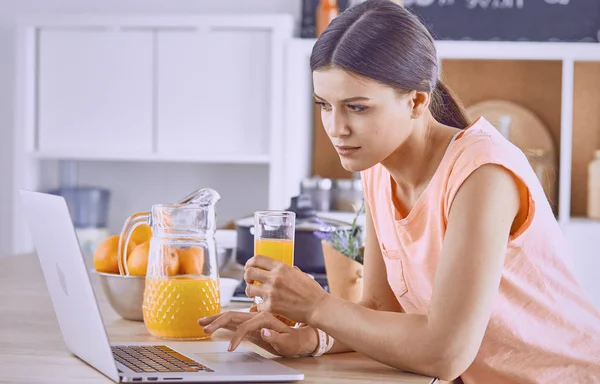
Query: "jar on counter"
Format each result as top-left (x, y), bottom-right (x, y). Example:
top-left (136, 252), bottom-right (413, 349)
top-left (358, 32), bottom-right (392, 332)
top-left (525, 148), bottom-right (556, 206)
top-left (588, 150), bottom-right (600, 219)
top-left (332, 179), bottom-right (363, 212)
top-left (301, 177), bottom-right (333, 212)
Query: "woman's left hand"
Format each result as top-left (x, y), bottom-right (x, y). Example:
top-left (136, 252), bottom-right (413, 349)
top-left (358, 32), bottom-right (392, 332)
top-left (245, 255), bottom-right (329, 324)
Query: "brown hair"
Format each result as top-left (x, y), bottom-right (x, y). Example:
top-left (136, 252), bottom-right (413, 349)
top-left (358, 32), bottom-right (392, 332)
top-left (310, 0), bottom-right (471, 129)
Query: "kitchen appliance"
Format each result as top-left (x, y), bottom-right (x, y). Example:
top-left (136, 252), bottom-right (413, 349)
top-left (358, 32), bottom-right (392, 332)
top-left (48, 186), bottom-right (110, 269)
top-left (235, 195), bottom-right (352, 274)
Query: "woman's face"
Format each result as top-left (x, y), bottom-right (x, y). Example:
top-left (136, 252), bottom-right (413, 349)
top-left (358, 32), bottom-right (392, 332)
top-left (313, 67), bottom-right (415, 173)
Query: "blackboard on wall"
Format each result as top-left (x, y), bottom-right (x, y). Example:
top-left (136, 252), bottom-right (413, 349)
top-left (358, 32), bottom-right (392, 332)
top-left (405, 0), bottom-right (600, 42)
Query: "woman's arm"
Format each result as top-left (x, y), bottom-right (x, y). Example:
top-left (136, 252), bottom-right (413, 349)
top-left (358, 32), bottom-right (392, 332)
top-left (308, 164), bottom-right (521, 380)
top-left (324, 201), bottom-right (404, 354)
top-left (203, 202), bottom-right (404, 356)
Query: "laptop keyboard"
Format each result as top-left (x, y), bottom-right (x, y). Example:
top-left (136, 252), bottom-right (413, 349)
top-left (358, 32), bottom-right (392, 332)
top-left (112, 345), bottom-right (213, 373)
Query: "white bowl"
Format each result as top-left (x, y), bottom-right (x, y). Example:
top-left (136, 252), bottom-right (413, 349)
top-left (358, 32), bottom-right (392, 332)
top-left (219, 277), bottom-right (241, 307)
top-left (92, 270), bottom-right (241, 321)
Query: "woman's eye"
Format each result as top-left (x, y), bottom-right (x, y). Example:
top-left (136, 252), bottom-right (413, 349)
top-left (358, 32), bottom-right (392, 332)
top-left (314, 101), bottom-right (331, 111)
top-left (347, 104), bottom-right (367, 112)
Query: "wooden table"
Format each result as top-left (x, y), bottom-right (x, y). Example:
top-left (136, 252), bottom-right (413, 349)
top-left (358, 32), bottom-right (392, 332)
top-left (0, 253), bottom-right (437, 384)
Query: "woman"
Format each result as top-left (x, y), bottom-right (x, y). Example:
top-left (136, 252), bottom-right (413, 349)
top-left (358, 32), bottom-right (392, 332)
top-left (199, 1), bottom-right (600, 382)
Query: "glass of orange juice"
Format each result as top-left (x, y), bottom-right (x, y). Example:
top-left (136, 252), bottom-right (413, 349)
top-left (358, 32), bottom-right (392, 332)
top-left (253, 210), bottom-right (295, 305)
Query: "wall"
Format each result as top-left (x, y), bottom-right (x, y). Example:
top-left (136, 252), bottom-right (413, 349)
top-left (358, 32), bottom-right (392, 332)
top-left (38, 161), bottom-right (269, 235)
top-left (0, 26), bottom-right (15, 258)
top-left (0, 0), bottom-right (302, 256)
top-left (0, 0), bottom-right (301, 19)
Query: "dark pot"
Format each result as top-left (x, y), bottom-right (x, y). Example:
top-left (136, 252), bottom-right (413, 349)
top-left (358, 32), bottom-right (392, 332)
top-left (235, 195), bottom-right (352, 274)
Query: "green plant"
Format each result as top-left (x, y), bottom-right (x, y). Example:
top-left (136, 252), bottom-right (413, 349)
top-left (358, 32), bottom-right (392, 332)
top-left (315, 200), bottom-right (365, 265)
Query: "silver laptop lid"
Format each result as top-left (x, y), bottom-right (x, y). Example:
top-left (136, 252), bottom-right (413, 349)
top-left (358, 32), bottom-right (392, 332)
top-left (20, 190), bottom-right (120, 382)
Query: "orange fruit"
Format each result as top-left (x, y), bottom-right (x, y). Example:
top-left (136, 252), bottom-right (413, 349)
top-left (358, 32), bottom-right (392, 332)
top-left (162, 245), bottom-right (180, 276)
top-left (177, 247), bottom-right (205, 275)
top-left (127, 241), bottom-right (150, 276)
top-left (94, 235), bottom-right (136, 274)
top-left (130, 224), bottom-right (152, 245)
top-left (126, 242), bottom-right (179, 277)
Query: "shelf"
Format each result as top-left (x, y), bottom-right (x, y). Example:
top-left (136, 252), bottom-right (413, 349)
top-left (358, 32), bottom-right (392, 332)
top-left (571, 62), bottom-right (600, 217)
top-left (291, 38), bottom-right (600, 61)
top-left (435, 41), bottom-right (600, 61)
top-left (31, 151), bottom-right (271, 164)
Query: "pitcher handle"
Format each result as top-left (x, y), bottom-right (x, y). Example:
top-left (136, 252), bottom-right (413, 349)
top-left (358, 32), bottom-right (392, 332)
top-left (118, 211), bottom-right (150, 276)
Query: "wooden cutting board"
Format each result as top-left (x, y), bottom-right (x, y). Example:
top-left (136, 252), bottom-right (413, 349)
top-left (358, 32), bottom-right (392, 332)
top-left (467, 99), bottom-right (557, 157)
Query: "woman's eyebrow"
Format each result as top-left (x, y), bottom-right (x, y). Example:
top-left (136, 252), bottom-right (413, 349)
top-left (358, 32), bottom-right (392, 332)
top-left (313, 93), bottom-right (371, 103)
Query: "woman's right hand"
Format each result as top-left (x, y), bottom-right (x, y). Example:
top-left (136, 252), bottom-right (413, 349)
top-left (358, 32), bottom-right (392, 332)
top-left (198, 311), bottom-right (318, 358)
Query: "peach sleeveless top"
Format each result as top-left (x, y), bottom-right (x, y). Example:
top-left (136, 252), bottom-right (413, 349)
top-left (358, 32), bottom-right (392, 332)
top-left (361, 117), bottom-right (600, 383)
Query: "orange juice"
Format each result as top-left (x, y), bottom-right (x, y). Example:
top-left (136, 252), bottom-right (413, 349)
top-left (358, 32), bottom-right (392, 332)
top-left (255, 239), bottom-right (294, 265)
top-left (143, 276), bottom-right (220, 340)
top-left (254, 238), bottom-right (297, 325)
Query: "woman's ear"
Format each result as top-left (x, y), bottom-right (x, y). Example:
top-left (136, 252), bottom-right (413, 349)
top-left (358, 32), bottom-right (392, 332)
top-left (410, 90), bottom-right (431, 119)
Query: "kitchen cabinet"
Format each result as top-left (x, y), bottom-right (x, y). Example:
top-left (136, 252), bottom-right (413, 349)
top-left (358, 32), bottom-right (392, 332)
top-left (157, 28), bottom-right (271, 159)
top-left (11, 15), bottom-right (297, 256)
top-left (30, 17), bottom-right (290, 164)
top-left (37, 29), bottom-right (153, 155)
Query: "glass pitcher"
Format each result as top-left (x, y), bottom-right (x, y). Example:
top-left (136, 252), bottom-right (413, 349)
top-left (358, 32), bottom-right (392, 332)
top-left (118, 188), bottom-right (221, 340)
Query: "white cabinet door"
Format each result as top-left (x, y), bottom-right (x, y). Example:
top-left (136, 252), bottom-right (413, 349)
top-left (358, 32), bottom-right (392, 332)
top-left (37, 29), bottom-right (153, 155)
top-left (157, 28), bottom-right (271, 158)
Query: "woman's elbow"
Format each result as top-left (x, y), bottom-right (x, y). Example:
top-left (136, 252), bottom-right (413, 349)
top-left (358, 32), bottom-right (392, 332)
top-left (432, 360), bottom-right (470, 382)
top-left (429, 342), bottom-right (478, 381)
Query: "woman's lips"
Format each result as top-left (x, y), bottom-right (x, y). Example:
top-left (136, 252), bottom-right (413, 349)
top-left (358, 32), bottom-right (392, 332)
top-left (334, 145), bottom-right (361, 156)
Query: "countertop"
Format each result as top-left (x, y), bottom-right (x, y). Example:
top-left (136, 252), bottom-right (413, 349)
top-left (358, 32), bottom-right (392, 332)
top-left (0, 253), bottom-right (437, 384)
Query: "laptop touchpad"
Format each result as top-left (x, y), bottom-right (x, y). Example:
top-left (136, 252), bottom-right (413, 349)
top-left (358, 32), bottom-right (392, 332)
top-left (195, 352), bottom-right (261, 364)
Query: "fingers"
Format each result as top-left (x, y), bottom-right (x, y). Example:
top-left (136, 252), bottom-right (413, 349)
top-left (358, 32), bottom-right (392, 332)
top-left (260, 328), bottom-right (285, 354)
top-left (244, 266), bottom-right (270, 286)
top-left (199, 311), bottom-right (254, 334)
top-left (245, 255), bottom-right (279, 271)
top-left (197, 313), bottom-right (223, 326)
top-left (245, 282), bottom-right (265, 299)
top-left (228, 312), bottom-right (291, 352)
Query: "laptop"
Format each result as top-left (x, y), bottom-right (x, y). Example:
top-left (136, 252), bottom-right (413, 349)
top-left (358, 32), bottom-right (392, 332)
top-left (20, 189), bottom-right (305, 383)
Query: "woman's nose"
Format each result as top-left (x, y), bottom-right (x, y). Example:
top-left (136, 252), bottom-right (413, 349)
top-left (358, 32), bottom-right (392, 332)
top-left (325, 110), bottom-right (350, 138)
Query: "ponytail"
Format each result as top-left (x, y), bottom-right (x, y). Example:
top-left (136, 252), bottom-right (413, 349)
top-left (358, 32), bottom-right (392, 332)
top-left (430, 80), bottom-right (472, 129)
top-left (310, 0), bottom-right (473, 130)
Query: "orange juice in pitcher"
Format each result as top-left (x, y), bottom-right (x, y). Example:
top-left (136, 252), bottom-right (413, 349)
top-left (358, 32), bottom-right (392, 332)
top-left (119, 188), bottom-right (223, 340)
top-left (144, 275), bottom-right (220, 340)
